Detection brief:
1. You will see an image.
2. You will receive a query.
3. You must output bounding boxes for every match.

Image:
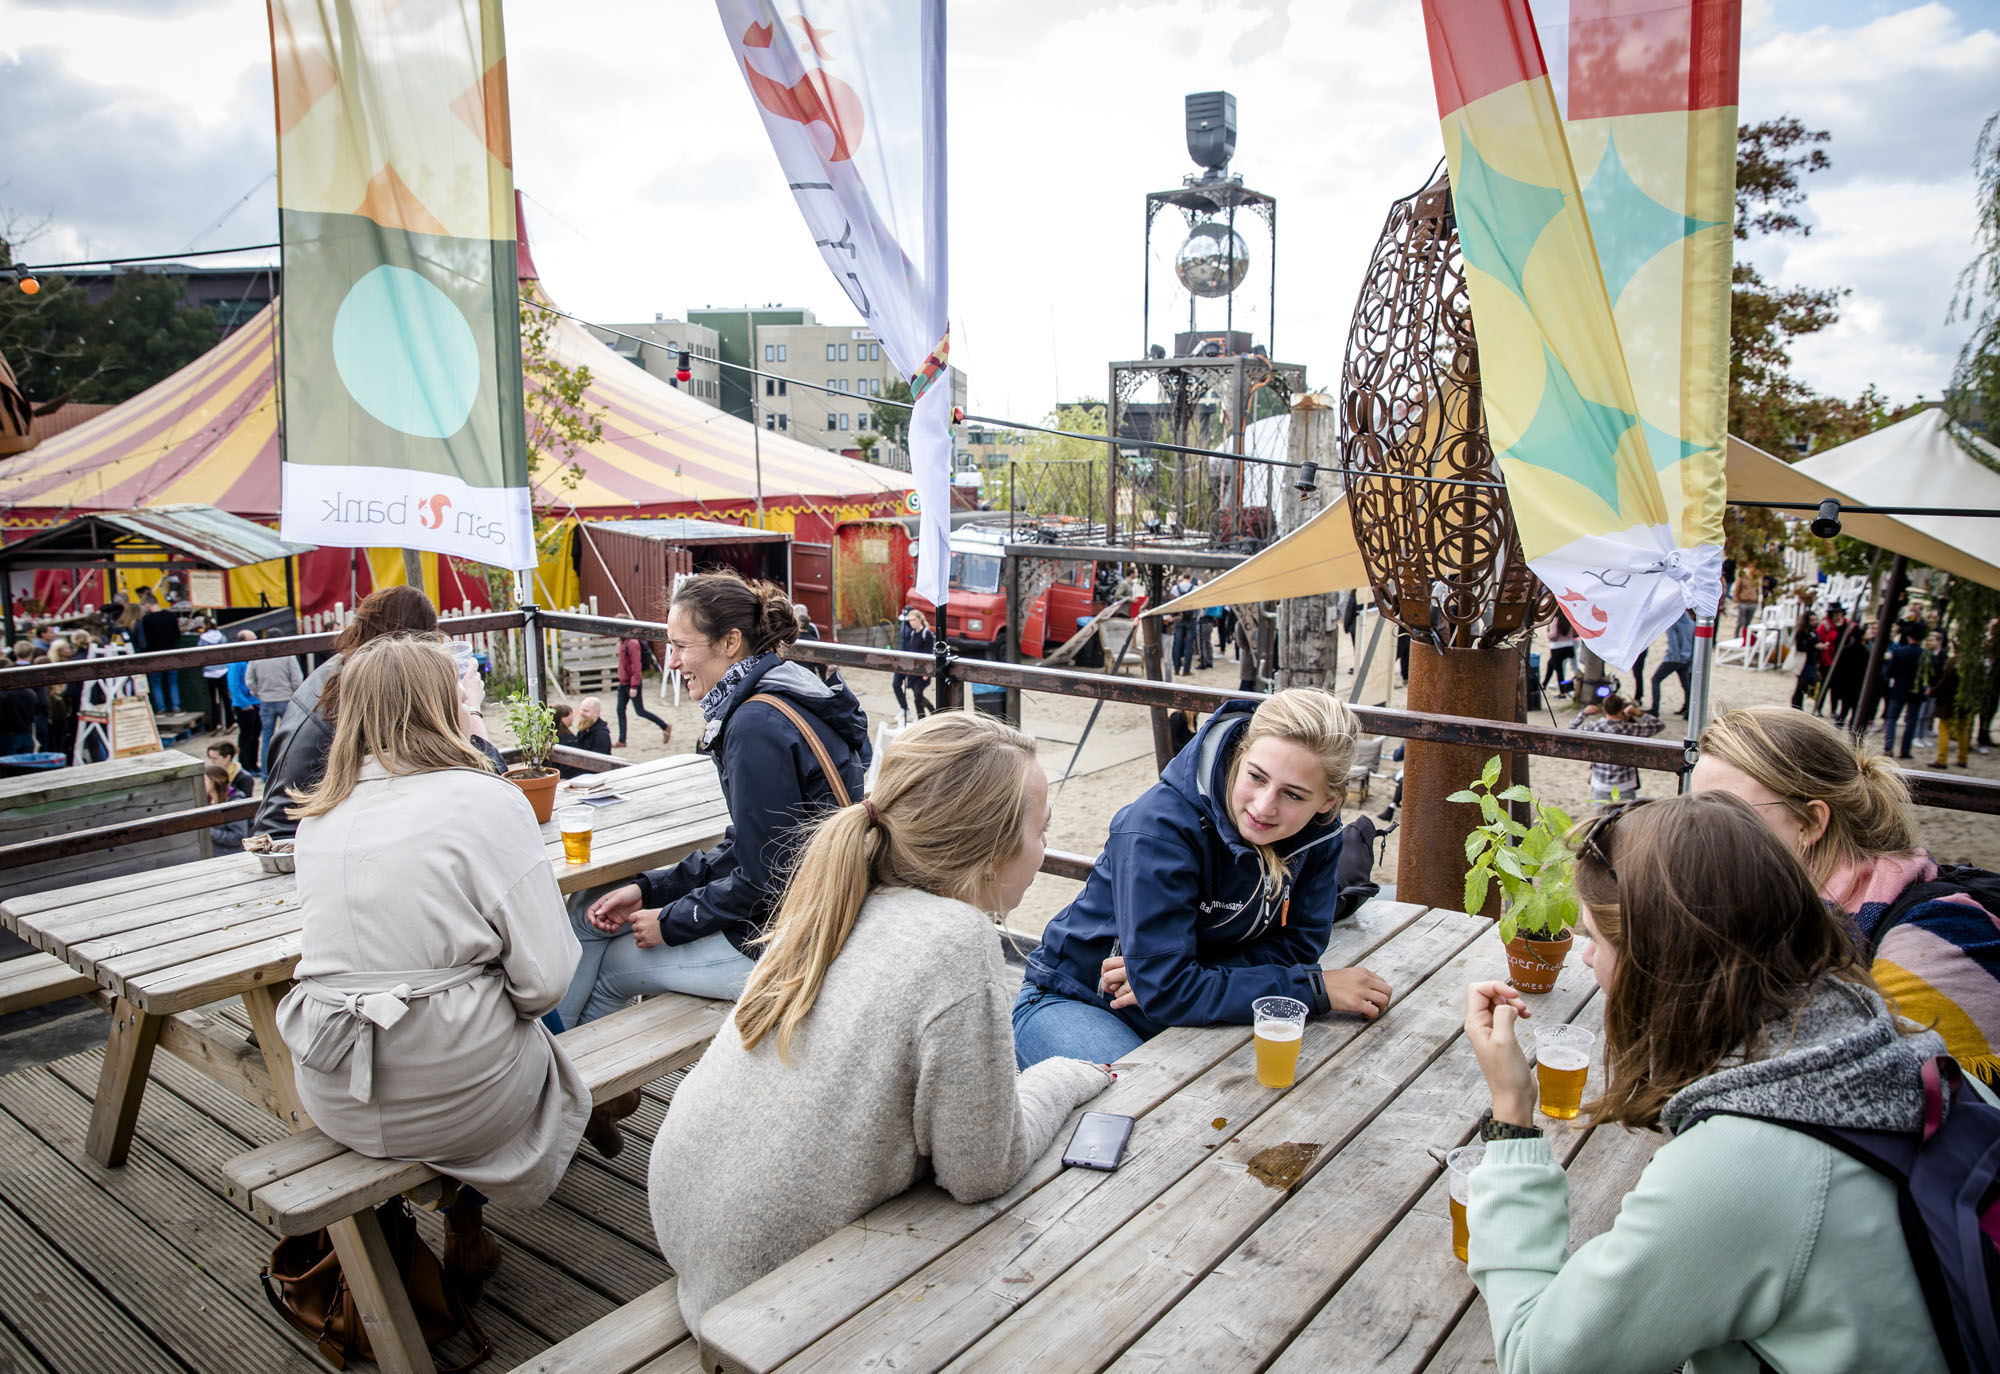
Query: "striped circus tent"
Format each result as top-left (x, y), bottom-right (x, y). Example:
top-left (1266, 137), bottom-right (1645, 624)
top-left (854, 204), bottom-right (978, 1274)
top-left (0, 294), bottom-right (913, 611)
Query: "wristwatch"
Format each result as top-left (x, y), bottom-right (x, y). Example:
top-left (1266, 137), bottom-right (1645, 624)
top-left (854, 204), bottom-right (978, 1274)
top-left (1478, 1111), bottom-right (1545, 1143)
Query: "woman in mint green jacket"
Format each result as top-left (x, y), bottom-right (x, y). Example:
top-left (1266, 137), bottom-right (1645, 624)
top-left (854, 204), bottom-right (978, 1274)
top-left (1463, 792), bottom-right (1952, 1374)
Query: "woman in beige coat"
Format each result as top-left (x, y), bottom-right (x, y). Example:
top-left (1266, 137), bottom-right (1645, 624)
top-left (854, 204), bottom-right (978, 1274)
top-left (276, 634), bottom-right (590, 1296)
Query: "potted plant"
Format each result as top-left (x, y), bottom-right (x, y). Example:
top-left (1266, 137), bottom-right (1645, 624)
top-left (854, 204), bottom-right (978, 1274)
top-left (1451, 756), bottom-right (1579, 993)
top-left (503, 694), bottom-right (562, 823)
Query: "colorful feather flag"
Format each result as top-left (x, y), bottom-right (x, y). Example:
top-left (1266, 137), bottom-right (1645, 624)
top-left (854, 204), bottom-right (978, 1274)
top-left (1422, 0), bottom-right (1738, 668)
top-left (716, 0), bottom-right (952, 606)
top-left (269, 0), bottom-right (534, 570)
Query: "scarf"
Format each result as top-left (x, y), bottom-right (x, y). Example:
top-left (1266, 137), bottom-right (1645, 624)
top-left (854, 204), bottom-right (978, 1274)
top-left (1826, 849), bottom-right (2000, 1084)
top-left (698, 652), bottom-right (772, 748)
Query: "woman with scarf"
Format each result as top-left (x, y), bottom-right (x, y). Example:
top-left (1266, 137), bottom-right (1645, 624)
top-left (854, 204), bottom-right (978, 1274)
top-left (1693, 705), bottom-right (1999, 1083)
top-left (558, 571), bottom-right (869, 1155)
top-left (1463, 791), bottom-right (1957, 1372)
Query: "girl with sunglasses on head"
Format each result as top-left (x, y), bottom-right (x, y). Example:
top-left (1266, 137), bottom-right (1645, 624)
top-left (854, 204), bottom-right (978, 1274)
top-left (1463, 792), bottom-right (1967, 1374)
top-left (1694, 706), bottom-right (2000, 1083)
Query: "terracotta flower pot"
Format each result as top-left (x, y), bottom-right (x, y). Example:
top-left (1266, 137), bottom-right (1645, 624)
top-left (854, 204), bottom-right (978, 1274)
top-left (507, 766), bottom-right (561, 823)
top-left (1504, 932), bottom-right (1573, 994)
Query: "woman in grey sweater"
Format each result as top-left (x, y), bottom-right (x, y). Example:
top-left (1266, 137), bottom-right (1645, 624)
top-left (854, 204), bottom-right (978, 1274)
top-left (649, 713), bottom-right (1112, 1337)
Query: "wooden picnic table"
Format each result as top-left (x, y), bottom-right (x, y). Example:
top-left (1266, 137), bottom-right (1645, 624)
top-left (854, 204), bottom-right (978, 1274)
top-left (0, 752), bottom-right (729, 1168)
top-left (698, 898), bottom-right (1661, 1374)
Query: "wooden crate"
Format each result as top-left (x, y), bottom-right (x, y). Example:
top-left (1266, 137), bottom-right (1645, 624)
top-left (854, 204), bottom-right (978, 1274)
top-left (0, 750), bottom-right (209, 897)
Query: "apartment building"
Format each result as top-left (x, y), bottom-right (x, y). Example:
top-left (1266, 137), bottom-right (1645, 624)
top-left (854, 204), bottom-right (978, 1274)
top-left (584, 316), bottom-right (723, 405)
top-left (751, 320), bottom-right (966, 461)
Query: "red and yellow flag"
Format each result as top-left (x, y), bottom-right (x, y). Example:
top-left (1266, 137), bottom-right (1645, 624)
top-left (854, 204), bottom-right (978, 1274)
top-left (1422, 0), bottom-right (1738, 668)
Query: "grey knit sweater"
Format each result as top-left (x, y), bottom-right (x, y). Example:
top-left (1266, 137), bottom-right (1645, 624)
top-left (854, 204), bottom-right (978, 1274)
top-left (648, 886), bottom-right (1110, 1336)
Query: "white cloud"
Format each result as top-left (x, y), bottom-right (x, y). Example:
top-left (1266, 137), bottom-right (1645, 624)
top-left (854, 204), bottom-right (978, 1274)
top-left (0, 0), bottom-right (1990, 427)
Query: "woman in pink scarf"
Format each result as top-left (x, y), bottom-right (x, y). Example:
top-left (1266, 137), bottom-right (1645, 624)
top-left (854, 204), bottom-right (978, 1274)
top-left (1693, 706), bottom-right (2000, 1083)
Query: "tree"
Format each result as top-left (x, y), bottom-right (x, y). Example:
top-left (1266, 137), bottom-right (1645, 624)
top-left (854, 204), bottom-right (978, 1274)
top-left (854, 431), bottom-right (879, 461)
top-left (1724, 120), bottom-right (1918, 583)
top-left (1947, 110), bottom-right (2000, 453)
top-left (0, 229), bottom-right (223, 407)
top-left (868, 378), bottom-right (913, 453)
top-left (1004, 401), bottom-right (1110, 520)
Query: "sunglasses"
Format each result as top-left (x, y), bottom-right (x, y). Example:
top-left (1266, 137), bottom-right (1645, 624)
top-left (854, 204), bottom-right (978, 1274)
top-left (1568, 798), bottom-right (1653, 884)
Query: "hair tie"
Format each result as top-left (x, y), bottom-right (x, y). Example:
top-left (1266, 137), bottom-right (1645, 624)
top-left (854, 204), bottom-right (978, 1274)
top-left (862, 798), bottom-right (878, 825)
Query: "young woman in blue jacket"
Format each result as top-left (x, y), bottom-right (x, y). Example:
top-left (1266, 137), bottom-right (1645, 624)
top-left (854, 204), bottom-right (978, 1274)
top-left (1015, 688), bottom-right (1392, 1066)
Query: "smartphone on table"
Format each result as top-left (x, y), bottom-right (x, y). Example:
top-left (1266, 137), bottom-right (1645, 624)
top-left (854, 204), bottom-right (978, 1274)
top-left (1063, 1111), bottom-right (1135, 1171)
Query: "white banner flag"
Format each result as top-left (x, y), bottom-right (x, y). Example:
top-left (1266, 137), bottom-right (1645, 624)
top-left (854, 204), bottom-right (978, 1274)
top-left (716, 0), bottom-right (952, 607)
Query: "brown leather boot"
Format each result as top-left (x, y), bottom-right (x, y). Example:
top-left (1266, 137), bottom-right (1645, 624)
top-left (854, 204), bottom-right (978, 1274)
top-left (583, 1089), bottom-right (641, 1159)
top-left (442, 1198), bottom-right (502, 1303)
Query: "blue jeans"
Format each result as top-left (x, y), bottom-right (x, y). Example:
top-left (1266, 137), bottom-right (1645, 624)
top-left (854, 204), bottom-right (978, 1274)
top-left (557, 886), bottom-right (757, 1026)
top-left (149, 671), bottom-right (181, 713)
top-left (258, 701), bottom-right (288, 743)
top-left (0, 731), bottom-right (35, 756)
top-left (1172, 619), bottom-right (1196, 674)
top-left (1012, 983), bottom-right (1143, 1069)
top-left (1882, 692), bottom-right (1917, 757)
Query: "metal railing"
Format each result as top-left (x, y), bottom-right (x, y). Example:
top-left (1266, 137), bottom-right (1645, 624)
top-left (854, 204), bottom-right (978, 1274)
top-left (2, 606), bottom-right (1995, 877)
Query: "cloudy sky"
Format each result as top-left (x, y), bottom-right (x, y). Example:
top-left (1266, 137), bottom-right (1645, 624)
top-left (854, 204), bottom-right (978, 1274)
top-left (2, 0), bottom-right (1994, 424)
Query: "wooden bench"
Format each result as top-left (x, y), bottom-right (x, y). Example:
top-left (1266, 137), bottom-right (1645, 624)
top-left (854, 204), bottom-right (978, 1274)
top-left (0, 949), bottom-right (98, 1016)
top-left (221, 990), bottom-right (729, 1374)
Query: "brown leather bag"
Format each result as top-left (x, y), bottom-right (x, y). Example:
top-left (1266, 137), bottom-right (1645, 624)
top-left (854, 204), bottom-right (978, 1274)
top-left (260, 1199), bottom-right (491, 1371)
top-left (746, 693), bottom-right (853, 807)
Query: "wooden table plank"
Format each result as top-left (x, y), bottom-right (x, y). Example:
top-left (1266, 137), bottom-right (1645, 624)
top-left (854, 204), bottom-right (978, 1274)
top-left (699, 900), bottom-right (1440, 1374)
top-left (1102, 965), bottom-right (1606, 1374)
top-left (1254, 996), bottom-right (1611, 1374)
top-left (931, 926), bottom-right (1590, 1373)
top-left (762, 908), bottom-right (1491, 1374)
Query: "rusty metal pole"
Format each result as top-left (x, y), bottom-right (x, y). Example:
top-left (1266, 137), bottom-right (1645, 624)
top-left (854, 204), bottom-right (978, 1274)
top-left (1400, 643), bottom-right (1519, 915)
top-left (1140, 564), bottom-right (1174, 771)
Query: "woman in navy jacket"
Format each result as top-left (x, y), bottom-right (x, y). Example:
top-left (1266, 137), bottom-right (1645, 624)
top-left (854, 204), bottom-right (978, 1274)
top-left (1016, 689), bottom-right (1391, 1066)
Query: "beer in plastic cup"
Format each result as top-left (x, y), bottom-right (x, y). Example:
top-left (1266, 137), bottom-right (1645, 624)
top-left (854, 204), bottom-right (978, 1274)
top-left (1252, 996), bottom-right (1308, 1089)
top-left (1533, 1022), bottom-right (1595, 1120)
top-left (1446, 1143), bottom-right (1484, 1263)
top-left (558, 805), bottom-right (594, 865)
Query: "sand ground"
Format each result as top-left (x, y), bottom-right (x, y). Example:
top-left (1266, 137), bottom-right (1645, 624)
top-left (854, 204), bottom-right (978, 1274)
top-left (193, 625), bottom-right (1999, 948)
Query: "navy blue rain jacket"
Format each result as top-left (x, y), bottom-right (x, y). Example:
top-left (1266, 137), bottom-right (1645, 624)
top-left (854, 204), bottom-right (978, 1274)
top-left (1024, 700), bottom-right (1346, 1034)
top-left (634, 657), bottom-right (869, 954)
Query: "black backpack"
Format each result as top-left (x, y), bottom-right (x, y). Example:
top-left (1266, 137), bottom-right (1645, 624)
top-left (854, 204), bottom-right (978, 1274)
top-left (1695, 1055), bottom-right (2000, 1374)
top-left (1869, 863), bottom-right (2000, 953)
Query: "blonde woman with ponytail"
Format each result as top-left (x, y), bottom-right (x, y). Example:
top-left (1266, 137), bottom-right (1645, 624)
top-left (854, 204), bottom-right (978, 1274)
top-left (1695, 706), bottom-right (2000, 1082)
top-left (648, 714), bottom-right (1111, 1336)
top-left (1016, 689), bottom-right (1391, 1068)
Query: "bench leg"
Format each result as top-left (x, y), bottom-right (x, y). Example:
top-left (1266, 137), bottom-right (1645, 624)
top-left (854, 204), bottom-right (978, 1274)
top-left (327, 1209), bottom-right (437, 1374)
top-left (239, 981), bottom-right (315, 1133)
top-left (86, 997), bottom-right (163, 1167)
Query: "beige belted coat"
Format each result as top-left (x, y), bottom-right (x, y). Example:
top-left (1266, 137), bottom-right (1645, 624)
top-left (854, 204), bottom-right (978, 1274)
top-left (276, 760), bottom-right (591, 1208)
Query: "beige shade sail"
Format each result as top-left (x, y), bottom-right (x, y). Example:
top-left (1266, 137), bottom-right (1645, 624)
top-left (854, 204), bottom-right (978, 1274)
top-left (1148, 492), bottom-right (1369, 616)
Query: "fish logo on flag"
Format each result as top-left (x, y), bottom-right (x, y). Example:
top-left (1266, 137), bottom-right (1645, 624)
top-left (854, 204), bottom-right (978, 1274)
top-left (1421, 0), bottom-right (1738, 669)
top-left (716, 0), bottom-right (954, 608)
top-left (269, 0), bottom-right (535, 571)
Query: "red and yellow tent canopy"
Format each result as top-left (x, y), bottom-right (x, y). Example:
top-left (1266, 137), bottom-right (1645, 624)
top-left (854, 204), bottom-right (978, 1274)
top-left (0, 294), bottom-right (911, 613)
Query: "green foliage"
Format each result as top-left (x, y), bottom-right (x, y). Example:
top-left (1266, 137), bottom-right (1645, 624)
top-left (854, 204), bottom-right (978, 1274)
top-left (1449, 755), bottom-right (1579, 944)
top-left (1950, 579), bottom-right (2000, 720)
top-left (0, 261), bottom-right (223, 406)
top-left (504, 694), bottom-right (560, 772)
top-left (521, 298), bottom-right (604, 498)
top-left (869, 378), bottom-right (913, 451)
top-left (999, 402), bottom-right (1111, 519)
top-left (1947, 111), bottom-right (2000, 453)
top-left (855, 431), bottom-right (880, 460)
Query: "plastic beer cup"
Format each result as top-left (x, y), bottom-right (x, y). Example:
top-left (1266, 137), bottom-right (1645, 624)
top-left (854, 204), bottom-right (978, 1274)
top-left (557, 805), bottom-right (594, 865)
top-left (1252, 996), bottom-right (1308, 1089)
top-left (1533, 1022), bottom-right (1595, 1120)
top-left (1446, 1143), bottom-right (1484, 1263)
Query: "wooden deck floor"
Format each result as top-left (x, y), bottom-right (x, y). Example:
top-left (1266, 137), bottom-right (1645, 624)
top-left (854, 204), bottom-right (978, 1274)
top-left (0, 1028), bottom-right (678, 1373)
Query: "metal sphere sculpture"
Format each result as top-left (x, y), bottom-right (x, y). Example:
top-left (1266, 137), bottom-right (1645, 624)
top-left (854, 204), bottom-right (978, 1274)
top-left (1175, 222), bottom-right (1251, 299)
top-left (1339, 174), bottom-right (1551, 649)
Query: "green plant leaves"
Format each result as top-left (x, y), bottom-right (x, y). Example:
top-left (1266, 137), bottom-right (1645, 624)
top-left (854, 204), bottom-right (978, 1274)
top-left (1481, 755), bottom-right (1502, 789)
top-left (1446, 789), bottom-right (1480, 805)
top-left (1464, 868), bottom-right (1491, 915)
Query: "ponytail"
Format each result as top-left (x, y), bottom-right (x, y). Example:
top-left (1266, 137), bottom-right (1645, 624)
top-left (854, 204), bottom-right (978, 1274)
top-left (732, 712), bottom-right (1040, 1062)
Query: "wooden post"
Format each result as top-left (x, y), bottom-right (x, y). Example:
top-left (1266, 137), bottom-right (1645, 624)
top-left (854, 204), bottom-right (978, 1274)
top-left (85, 997), bottom-right (164, 1167)
top-left (1276, 395), bottom-right (1338, 691)
top-left (1399, 643), bottom-right (1520, 914)
top-left (1141, 565), bottom-right (1174, 771)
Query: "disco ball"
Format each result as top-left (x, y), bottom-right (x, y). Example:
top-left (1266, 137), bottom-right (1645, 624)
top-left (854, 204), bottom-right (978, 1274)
top-left (1175, 222), bottom-right (1250, 298)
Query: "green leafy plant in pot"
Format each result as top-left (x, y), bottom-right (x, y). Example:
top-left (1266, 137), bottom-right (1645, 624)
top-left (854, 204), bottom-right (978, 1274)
top-left (503, 694), bottom-right (562, 823)
top-left (1450, 756), bottom-right (1579, 993)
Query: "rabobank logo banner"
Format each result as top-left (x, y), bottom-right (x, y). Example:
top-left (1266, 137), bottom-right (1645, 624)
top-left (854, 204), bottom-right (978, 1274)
top-left (282, 463), bottom-right (534, 566)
